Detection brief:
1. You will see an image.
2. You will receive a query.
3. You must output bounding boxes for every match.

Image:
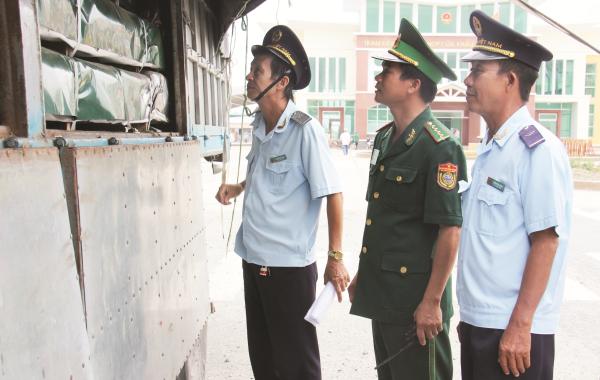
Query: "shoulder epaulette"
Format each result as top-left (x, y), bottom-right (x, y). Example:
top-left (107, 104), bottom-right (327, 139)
top-left (424, 120), bottom-right (450, 143)
top-left (519, 125), bottom-right (545, 149)
top-left (376, 121), bottom-right (394, 133)
top-left (290, 110), bottom-right (312, 126)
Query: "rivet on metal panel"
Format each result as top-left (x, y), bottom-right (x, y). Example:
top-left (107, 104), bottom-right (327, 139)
top-left (3, 137), bottom-right (19, 148)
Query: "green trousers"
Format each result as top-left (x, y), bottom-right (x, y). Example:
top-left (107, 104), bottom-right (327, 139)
top-left (372, 320), bottom-right (452, 380)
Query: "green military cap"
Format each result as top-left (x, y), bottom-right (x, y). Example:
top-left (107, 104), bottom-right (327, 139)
top-left (373, 18), bottom-right (457, 84)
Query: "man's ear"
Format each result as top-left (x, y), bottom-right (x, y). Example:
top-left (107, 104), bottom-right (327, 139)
top-left (506, 70), bottom-right (518, 91)
top-left (408, 78), bottom-right (421, 95)
top-left (278, 74), bottom-right (290, 90)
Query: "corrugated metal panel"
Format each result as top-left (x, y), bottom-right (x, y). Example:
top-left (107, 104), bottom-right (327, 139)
top-left (0, 148), bottom-right (92, 379)
top-left (70, 142), bottom-right (210, 379)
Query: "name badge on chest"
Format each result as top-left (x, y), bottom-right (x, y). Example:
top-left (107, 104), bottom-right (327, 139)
top-left (487, 177), bottom-right (505, 192)
top-left (370, 149), bottom-right (380, 166)
top-left (270, 154), bottom-right (287, 163)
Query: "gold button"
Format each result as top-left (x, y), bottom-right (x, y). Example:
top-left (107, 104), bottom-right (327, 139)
top-left (379, 165), bottom-right (385, 172)
top-left (362, 246), bottom-right (367, 254)
top-left (396, 175), bottom-right (403, 182)
top-left (400, 266), bottom-right (407, 274)
top-left (366, 218), bottom-right (372, 226)
top-left (373, 192), bottom-right (380, 199)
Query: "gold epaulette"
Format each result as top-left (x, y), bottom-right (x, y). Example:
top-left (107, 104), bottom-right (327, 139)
top-left (424, 120), bottom-right (450, 143)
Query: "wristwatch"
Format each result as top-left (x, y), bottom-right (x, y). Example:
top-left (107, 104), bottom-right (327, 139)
top-left (327, 250), bottom-right (343, 261)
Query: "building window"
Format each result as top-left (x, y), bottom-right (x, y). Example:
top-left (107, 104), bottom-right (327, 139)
top-left (308, 57), bottom-right (347, 93)
top-left (499, 2), bottom-right (510, 26)
top-left (437, 6), bottom-right (457, 33)
top-left (586, 63), bottom-right (596, 97)
top-left (434, 50), bottom-right (469, 84)
top-left (538, 59), bottom-right (574, 96)
top-left (418, 4), bottom-right (433, 33)
top-left (565, 60), bottom-right (574, 95)
top-left (590, 104), bottom-right (595, 137)
top-left (514, 4), bottom-right (527, 33)
top-left (308, 57), bottom-right (316, 92)
top-left (461, 5), bottom-right (476, 33)
top-left (383, 1), bottom-right (396, 32)
top-left (368, 104), bottom-right (392, 133)
top-left (339, 58), bottom-right (346, 92)
top-left (555, 60), bottom-right (564, 95)
top-left (399, 3), bottom-right (413, 23)
top-left (328, 58), bottom-right (336, 91)
top-left (366, 0), bottom-right (379, 32)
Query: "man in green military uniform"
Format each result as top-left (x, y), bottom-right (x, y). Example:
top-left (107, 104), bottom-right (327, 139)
top-left (348, 19), bottom-right (467, 380)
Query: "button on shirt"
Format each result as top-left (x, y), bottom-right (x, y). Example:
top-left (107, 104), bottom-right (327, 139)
top-left (457, 106), bottom-right (573, 334)
top-left (234, 101), bottom-right (342, 267)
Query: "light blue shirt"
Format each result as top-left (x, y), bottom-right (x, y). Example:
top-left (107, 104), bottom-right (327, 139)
top-left (234, 100), bottom-right (342, 267)
top-left (457, 106), bottom-right (573, 334)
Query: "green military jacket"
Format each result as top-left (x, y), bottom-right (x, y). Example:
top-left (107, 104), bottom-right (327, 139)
top-left (350, 107), bottom-right (467, 324)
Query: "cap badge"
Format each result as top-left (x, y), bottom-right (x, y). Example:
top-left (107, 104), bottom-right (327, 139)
top-left (272, 29), bottom-right (283, 43)
top-left (393, 37), bottom-right (401, 49)
top-left (472, 16), bottom-right (483, 37)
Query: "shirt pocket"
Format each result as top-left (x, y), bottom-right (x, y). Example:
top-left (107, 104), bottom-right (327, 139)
top-left (265, 161), bottom-right (303, 195)
top-left (380, 253), bottom-right (431, 310)
top-left (475, 185), bottom-right (521, 235)
top-left (381, 167), bottom-right (420, 211)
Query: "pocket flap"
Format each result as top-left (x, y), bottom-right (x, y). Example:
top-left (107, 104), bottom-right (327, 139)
top-left (385, 167), bottom-right (418, 184)
top-left (477, 185), bottom-right (509, 206)
top-left (381, 253), bottom-right (430, 275)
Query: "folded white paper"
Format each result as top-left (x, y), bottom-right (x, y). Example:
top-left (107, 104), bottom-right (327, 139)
top-left (304, 281), bottom-right (336, 327)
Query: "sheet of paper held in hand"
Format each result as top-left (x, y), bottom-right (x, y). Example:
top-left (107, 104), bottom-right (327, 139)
top-left (304, 281), bottom-right (336, 327)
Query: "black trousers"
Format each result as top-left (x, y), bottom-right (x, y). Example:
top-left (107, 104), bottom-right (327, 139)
top-left (242, 260), bottom-right (321, 380)
top-left (458, 322), bottom-right (555, 380)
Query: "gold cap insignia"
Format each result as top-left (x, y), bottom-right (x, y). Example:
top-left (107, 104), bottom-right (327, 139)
top-left (472, 16), bottom-right (483, 37)
top-left (272, 29), bottom-right (283, 43)
top-left (393, 37), bottom-right (401, 49)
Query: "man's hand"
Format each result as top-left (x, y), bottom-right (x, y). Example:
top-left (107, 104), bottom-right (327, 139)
top-left (348, 273), bottom-right (358, 303)
top-left (215, 183), bottom-right (243, 205)
top-left (324, 258), bottom-right (350, 302)
top-left (413, 298), bottom-right (443, 346)
top-left (498, 323), bottom-right (531, 377)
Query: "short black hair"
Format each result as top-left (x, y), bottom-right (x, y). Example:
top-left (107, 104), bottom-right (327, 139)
top-left (398, 64), bottom-right (438, 103)
top-left (497, 60), bottom-right (539, 102)
top-left (269, 55), bottom-right (296, 101)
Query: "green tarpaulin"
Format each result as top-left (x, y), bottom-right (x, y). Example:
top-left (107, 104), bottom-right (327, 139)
top-left (41, 48), bottom-right (168, 123)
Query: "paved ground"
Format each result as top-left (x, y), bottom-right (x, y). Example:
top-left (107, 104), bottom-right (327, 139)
top-left (201, 145), bottom-right (600, 380)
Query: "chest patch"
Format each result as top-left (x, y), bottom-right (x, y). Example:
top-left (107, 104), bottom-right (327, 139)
top-left (437, 162), bottom-right (458, 191)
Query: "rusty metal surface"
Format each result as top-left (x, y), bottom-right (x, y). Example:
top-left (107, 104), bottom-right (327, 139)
top-left (73, 141), bottom-right (210, 379)
top-left (0, 148), bottom-right (92, 379)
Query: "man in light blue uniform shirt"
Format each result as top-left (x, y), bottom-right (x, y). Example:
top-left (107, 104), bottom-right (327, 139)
top-left (216, 25), bottom-right (349, 380)
top-left (457, 11), bottom-right (572, 380)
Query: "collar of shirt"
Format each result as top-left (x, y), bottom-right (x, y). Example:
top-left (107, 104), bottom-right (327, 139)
top-left (478, 105), bottom-right (531, 155)
top-left (251, 100), bottom-right (297, 142)
top-left (381, 107), bottom-right (431, 156)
